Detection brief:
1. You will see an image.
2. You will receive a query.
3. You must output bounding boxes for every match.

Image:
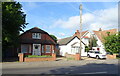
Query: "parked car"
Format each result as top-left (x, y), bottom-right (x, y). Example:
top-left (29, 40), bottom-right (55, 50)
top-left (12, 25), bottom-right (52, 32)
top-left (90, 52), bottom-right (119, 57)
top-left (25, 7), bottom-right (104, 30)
top-left (87, 51), bottom-right (106, 59)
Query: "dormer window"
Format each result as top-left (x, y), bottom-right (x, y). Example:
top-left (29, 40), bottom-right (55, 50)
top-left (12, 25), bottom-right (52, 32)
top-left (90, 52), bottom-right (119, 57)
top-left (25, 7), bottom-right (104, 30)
top-left (32, 33), bottom-right (41, 39)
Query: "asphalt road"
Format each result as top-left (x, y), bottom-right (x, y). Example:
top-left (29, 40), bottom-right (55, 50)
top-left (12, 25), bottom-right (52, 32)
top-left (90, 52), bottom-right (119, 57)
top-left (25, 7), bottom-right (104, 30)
top-left (2, 59), bottom-right (119, 75)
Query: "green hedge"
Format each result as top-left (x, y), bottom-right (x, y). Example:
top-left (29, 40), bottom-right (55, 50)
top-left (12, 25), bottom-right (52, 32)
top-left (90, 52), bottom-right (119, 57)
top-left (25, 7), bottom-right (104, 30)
top-left (25, 55), bottom-right (52, 58)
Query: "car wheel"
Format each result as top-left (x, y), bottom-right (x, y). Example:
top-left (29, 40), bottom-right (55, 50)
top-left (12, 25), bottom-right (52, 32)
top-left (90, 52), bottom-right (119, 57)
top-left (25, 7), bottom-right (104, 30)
top-left (96, 55), bottom-right (100, 59)
top-left (87, 54), bottom-right (90, 58)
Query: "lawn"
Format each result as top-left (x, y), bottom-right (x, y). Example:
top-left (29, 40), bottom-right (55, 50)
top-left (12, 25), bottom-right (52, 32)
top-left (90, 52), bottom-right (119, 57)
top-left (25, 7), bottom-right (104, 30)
top-left (25, 55), bottom-right (52, 58)
top-left (67, 57), bottom-right (75, 60)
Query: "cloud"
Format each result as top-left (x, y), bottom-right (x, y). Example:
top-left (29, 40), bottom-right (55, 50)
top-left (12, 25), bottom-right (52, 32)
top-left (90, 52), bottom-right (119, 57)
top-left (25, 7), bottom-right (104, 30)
top-left (59, 32), bottom-right (65, 36)
top-left (52, 6), bottom-right (118, 31)
top-left (21, 2), bottom-right (38, 13)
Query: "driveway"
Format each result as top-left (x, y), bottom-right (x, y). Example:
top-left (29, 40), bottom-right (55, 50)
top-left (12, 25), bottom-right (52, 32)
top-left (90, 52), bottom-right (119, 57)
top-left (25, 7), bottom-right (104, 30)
top-left (2, 59), bottom-right (119, 75)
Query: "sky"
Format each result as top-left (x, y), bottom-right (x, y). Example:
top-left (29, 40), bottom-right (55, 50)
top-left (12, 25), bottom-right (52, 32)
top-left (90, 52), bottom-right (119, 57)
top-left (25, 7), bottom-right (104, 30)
top-left (18, 2), bottom-right (118, 39)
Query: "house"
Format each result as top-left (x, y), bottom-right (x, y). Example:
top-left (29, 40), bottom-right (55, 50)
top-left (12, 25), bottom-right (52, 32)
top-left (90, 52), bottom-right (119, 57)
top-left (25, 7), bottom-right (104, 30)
top-left (73, 30), bottom-right (91, 46)
top-left (93, 28), bottom-right (117, 54)
top-left (19, 27), bottom-right (57, 56)
top-left (58, 30), bottom-right (91, 56)
top-left (58, 36), bottom-right (86, 56)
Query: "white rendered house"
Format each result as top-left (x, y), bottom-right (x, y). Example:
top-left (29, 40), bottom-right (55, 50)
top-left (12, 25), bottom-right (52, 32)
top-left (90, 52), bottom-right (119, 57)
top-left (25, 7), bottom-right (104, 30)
top-left (58, 30), bottom-right (91, 57)
top-left (58, 36), bottom-right (86, 56)
top-left (93, 28), bottom-right (117, 54)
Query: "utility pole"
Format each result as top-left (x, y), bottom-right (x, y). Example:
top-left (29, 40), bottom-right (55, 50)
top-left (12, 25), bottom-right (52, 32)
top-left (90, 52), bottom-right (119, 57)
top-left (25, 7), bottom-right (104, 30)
top-left (79, 4), bottom-right (82, 59)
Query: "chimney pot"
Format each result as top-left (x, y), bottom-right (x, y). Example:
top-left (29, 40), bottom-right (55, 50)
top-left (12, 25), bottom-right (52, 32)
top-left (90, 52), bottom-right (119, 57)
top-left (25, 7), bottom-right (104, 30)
top-left (99, 28), bottom-right (102, 31)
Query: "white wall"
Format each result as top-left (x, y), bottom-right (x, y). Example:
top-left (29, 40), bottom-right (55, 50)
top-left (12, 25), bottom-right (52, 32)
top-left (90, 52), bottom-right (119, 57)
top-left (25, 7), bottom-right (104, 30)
top-left (82, 32), bottom-right (91, 46)
top-left (94, 34), bottom-right (106, 54)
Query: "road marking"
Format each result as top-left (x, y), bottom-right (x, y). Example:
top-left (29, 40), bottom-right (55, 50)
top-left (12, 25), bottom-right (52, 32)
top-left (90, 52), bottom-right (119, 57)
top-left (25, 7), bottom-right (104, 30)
top-left (81, 72), bottom-right (107, 74)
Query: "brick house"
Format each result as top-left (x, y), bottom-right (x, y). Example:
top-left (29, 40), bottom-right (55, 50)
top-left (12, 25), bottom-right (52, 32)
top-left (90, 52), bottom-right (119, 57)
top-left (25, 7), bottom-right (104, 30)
top-left (19, 27), bottom-right (57, 56)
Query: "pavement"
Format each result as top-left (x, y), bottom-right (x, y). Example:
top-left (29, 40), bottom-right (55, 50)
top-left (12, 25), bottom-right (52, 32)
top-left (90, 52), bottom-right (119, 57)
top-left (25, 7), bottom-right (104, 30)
top-left (2, 59), bottom-right (119, 75)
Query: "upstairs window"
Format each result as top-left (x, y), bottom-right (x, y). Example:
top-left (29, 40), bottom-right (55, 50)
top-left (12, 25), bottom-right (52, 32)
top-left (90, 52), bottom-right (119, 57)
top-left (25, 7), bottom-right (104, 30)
top-left (32, 33), bottom-right (41, 39)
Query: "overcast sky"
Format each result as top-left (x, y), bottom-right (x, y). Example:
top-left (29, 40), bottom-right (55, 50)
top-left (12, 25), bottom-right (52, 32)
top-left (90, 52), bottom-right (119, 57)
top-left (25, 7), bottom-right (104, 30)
top-left (18, 2), bottom-right (118, 39)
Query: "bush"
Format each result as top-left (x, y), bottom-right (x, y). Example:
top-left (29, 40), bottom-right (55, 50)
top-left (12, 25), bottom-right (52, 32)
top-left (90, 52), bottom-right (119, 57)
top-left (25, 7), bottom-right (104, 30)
top-left (25, 55), bottom-right (52, 58)
top-left (85, 46), bottom-right (89, 52)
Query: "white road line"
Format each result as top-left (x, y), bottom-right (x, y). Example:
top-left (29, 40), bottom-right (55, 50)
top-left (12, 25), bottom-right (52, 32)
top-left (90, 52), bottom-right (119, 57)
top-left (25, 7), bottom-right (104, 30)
top-left (81, 72), bottom-right (107, 74)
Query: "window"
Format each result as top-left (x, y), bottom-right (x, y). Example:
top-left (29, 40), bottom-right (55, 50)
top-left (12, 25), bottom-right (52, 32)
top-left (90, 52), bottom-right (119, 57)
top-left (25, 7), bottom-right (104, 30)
top-left (21, 44), bottom-right (29, 53)
top-left (32, 33), bottom-right (41, 39)
top-left (46, 45), bottom-right (51, 53)
top-left (42, 45), bottom-right (44, 53)
top-left (95, 51), bottom-right (100, 54)
top-left (71, 46), bottom-right (80, 54)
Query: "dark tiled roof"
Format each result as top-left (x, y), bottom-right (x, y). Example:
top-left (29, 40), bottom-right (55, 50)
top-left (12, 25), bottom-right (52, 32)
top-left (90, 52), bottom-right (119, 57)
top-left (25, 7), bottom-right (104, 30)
top-left (58, 36), bottom-right (74, 45)
top-left (20, 38), bottom-right (56, 45)
top-left (58, 36), bottom-right (85, 45)
top-left (19, 27), bottom-right (57, 44)
top-left (25, 27), bottom-right (48, 34)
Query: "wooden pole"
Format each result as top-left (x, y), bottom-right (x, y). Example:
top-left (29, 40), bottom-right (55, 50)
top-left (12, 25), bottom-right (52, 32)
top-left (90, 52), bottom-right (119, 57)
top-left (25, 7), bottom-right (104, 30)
top-left (79, 4), bottom-right (82, 59)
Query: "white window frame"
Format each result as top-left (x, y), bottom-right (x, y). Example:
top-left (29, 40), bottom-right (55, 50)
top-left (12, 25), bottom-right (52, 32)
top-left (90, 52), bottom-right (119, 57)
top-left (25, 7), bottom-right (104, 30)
top-left (46, 45), bottom-right (51, 53)
top-left (32, 33), bottom-right (41, 39)
top-left (42, 45), bottom-right (44, 53)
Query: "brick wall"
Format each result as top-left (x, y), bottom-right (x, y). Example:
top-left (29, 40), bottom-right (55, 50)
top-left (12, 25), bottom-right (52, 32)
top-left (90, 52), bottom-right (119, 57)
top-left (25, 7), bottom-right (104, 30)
top-left (18, 53), bottom-right (56, 62)
top-left (65, 53), bottom-right (80, 60)
top-left (106, 54), bottom-right (116, 59)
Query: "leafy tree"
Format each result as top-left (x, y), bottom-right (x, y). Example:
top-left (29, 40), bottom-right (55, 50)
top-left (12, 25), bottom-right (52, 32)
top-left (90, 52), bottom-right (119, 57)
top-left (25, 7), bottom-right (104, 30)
top-left (104, 32), bottom-right (120, 53)
top-left (50, 34), bottom-right (57, 42)
top-left (89, 35), bottom-right (97, 50)
top-left (85, 46), bottom-right (89, 52)
top-left (2, 2), bottom-right (28, 57)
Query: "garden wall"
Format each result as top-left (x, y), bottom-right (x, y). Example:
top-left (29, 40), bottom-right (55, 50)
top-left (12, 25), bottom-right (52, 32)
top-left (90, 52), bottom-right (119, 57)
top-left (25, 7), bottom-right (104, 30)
top-left (65, 53), bottom-right (80, 60)
top-left (106, 54), bottom-right (116, 59)
top-left (18, 53), bottom-right (56, 62)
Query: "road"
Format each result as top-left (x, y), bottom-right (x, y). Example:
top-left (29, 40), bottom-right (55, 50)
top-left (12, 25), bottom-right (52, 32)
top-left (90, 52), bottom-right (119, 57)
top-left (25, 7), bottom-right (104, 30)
top-left (2, 59), bottom-right (119, 75)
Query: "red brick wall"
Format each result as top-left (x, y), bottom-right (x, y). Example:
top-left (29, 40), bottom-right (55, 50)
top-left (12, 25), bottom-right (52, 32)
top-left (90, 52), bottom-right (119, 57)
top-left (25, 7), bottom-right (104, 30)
top-left (65, 53), bottom-right (80, 60)
top-left (106, 54), bottom-right (116, 59)
top-left (24, 57), bottom-right (54, 62)
top-left (18, 53), bottom-right (56, 62)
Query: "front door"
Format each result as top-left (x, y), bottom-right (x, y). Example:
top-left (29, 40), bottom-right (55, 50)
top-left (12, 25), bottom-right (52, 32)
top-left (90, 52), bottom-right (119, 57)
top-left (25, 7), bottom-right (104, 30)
top-left (33, 44), bottom-right (41, 55)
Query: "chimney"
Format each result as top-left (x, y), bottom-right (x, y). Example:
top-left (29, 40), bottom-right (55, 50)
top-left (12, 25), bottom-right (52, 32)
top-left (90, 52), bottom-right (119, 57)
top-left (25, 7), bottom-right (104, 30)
top-left (34, 27), bottom-right (39, 29)
top-left (99, 28), bottom-right (102, 31)
top-left (74, 30), bottom-right (80, 36)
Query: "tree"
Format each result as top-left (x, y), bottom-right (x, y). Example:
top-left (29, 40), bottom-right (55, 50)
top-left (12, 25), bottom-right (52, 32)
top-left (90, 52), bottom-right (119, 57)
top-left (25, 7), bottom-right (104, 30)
top-left (50, 35), bottom-right (57, 42)
top-left (2, 2), bottom-right (28, 57)
top-left (85, 46), bottom-right (89, 52)
top-left (89, 35), bottom-right (97, 50)
top-left (104, 32), bottom-right (120, 53)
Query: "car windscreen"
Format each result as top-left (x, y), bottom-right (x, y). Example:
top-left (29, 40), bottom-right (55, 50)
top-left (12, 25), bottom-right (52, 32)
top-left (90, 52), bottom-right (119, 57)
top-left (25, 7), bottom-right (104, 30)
top-left (95, 51), bottom-right (100, 54)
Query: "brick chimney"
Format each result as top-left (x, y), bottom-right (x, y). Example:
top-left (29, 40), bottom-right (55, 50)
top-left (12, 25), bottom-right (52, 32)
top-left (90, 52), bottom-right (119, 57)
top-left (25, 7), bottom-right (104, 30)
top-left (99, 28), bottom-right (102, 31)
top-left (74, 30), bottom-right (80, 37)
top-left (34, 27), bottom-right (39, 29)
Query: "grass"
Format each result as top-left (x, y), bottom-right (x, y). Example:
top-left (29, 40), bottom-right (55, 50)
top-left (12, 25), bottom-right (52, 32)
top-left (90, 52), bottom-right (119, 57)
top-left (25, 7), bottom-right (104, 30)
top-left (67, 57), bottom-right (75, 60)
top-left (116, 55), bottom-right (120, 59)
top-left (116, 57), bottom-right (120, 59)
top-left (25, 55), bottom-right (52, 58)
